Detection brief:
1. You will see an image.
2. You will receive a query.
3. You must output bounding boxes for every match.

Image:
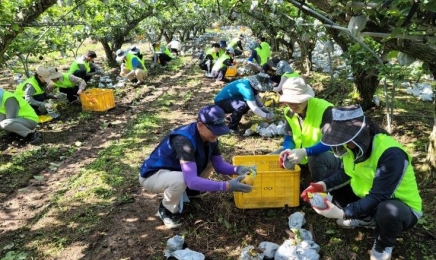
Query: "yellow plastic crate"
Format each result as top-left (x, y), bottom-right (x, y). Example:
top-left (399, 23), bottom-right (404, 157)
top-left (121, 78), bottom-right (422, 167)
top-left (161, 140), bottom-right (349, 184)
top-left (232, 155), bottom-right (300, 209)
top-left (79, 89), bottom-right (115, 112)
top-left (225, 66), bottom-right (237, 77)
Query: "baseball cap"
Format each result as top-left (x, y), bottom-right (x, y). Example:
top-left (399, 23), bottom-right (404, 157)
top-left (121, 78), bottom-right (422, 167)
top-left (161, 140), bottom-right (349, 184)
top-left (197, 105), bottom-right (230, 136)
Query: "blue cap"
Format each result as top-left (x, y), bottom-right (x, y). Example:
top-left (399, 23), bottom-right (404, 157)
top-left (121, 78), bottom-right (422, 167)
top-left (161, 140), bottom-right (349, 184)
top-left (197, 105), bottom-right (230, 136)
top-left (219, 40), bottom-right (227, 48)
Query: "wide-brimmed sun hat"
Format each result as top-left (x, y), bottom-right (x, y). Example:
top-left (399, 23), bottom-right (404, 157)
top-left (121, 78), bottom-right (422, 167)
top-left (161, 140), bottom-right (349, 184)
top-left (321, 105), bottom-right (366, 146)
top-left (197, 105), bottom-right (230, 136)
top-left (279, 77), bottom-right (314, 103)
top-left (248, 72), bottom-right (273, 92)
top-left (36, 67), bottom-right (61, 83)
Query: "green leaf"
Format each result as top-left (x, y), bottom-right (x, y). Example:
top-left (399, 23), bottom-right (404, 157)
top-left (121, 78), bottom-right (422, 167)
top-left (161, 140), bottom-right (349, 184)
top-left (224, 219), bottom-right (231, 229)
top-left (387, 50), bottom-right (399, 60)
top-left (12, 24), bottom-right (20, 31)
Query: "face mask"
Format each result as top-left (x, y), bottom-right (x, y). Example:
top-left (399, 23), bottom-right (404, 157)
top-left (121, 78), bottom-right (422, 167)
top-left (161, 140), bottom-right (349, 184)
top-left (332, 145), bottom-right (348, 159)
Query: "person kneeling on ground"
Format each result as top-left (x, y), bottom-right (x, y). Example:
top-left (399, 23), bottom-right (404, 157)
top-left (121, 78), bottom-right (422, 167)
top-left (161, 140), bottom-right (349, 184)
top-left (301, 105), bottom-right (422, 260)
top-left (199, 43), bottom-right (220, 78)
top-left (0, 88), bottom-right (41, 144)
top-left (116, 49), bottom-right (147, 86)
top-left (139, 105), bottom-right (253, 228)
top-left (15, 67), bottom-right (61, 116)
top-left (276, 77), bottom-right (340, 182)
top-left (211, 47), bottom-right (235, 83)
top-left (214, 73), bottom-right (275, 134)
top-left (49, 67), bottom-right (86, 103)
top-left (68, 50), bottom-right (103, 82)
top-left (152, 42), bottom-right (173, 67)
top-left (167, 38), bottom-right (182, 57)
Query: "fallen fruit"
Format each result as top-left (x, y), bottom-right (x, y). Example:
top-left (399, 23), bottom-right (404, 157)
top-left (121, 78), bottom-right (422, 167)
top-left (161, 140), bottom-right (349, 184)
top-left (241, 174), bottom-right (254, 186)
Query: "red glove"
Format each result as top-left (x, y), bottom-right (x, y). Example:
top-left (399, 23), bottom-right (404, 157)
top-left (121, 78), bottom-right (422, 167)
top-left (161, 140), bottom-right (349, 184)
top-left (300, 182), bottom-right (326, 203)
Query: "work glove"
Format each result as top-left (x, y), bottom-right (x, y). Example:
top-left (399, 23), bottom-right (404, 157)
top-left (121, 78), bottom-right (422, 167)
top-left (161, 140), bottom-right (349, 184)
top-left (264, 111), bottom-right (274, 120)
top-left (260, 106), bottom-right (270, 113)
top-left (279, 149), bottom-right (292, 169)
top-left (313, 200), bottom-right (344, 219)
top-left (44, 103), bottom-right (54, 110)
top-left (228, 175), bottom-right (253, 193)
top-left (236, 166), bottom-right (251, 176)
top-left (300, 182), bottom-right (327, 202)
top-left (77, 89), bottom-right (83, 95)
top-left (287, 148), bottom-right (307, 165)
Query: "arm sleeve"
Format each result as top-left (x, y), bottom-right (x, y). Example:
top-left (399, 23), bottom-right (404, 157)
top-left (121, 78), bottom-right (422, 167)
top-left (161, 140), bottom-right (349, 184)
top-left (69, 74), bottom-right (87, 91)
top-left (246, 100), bottom-right (268, 118)
top-left (283, 135), bottom-right (295, 150)
top-left (5, 97), bottom-right (19, 119)
top-left (24, 85), bottom-right (44, 107)
top-left (273, 77), bottom-right (287, 92)
top-left (343, 148), bottom-right (409, 219)
top-left (211, 155), bottom-right (237, 175)
top-left (305, 142), bottom-right (331, 156)
top-left (238, 41), bottom-right (243, 50)
top-left (181, 161), bottom-right (227, 192)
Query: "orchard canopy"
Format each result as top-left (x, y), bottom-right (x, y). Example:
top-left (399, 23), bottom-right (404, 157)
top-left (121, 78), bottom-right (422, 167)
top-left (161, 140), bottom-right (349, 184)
top-left (1, 0), bottom-right (436, 109)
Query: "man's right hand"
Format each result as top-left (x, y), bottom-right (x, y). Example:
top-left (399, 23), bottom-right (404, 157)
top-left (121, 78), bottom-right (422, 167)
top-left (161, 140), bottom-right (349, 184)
top-left (228, 175), bottom-right (253, 193)
top-left (300, 182), bottom-right (327, 202)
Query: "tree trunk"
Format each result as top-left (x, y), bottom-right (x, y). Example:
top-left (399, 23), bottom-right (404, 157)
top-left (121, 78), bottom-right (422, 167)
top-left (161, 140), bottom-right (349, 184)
top-left (100, 37), bottom-right (122, 68)
top-left (354, 69), bottom-right (380, 110)
top-left (427, 109), bottom-right (436, 178)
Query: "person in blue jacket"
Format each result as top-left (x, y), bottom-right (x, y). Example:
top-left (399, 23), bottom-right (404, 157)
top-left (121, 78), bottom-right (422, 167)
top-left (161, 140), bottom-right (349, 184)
top-left (214, 73), bottom-right (275, 134)
top-left (139, 105), bottom-right (253, 228)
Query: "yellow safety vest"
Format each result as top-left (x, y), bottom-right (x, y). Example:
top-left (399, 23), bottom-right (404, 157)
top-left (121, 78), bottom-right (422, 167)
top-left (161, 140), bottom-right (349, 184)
top-left (0, 89), bottom-right (38, 123)
top-left (284, 98), bottom-right (333, 164)
top-left (343, 134), bottom-right (422, 213)
top-left (15, 77), bottom-right (44, 97)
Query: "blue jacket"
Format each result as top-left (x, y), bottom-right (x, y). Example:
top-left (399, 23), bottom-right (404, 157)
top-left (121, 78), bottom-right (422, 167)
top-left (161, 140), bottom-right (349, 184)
top-left (139, 122), bottom-right (218, 178)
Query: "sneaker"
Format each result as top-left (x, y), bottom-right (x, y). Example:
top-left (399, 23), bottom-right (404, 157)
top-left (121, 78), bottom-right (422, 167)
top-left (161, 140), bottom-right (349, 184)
top-left (336, 217), bottom-right (376, 229)
top-left (370, 241), bottom-right (393, 260)
top-left (27, 131), bottom-right (41, 144)
top-left (158, 202), bottom-right (182, 228)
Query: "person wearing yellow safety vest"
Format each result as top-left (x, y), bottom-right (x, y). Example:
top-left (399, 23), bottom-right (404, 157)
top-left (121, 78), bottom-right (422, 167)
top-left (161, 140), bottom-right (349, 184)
top-left (152, 42), bottom-right (172, 67)
top-left (246, 41), bottom-right (269, 73)
top-left (116, 49), bottom-right (147, 86)
top-left (228, 34), bottom-right (244, 56)
top-left (0, 88), bottom-right (41, 144)
top-left (218, 40), bottom-right (227, 57)
top-left (273, 60), bottom-right (301, 93)
top-left (68, 50), bottom-right (103, 82)
top-left (199, 43), bottom-right (220, 77)
top-left (15, 67), bottom-right (62, 115)
top-left (49, 67), bottom-right (87, 103)
top-left (276, 78), bottom-right (341, 182)
top-left (258, 36), bottom-right (271, 60)
top-left (211, 47), bottom-right (235, 83)
top-left (300, 105), bottom-right (422, 260)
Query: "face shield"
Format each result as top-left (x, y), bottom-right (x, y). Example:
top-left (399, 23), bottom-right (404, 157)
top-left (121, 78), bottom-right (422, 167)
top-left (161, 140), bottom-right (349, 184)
top-left (332, 145), bottom-right (348, 159)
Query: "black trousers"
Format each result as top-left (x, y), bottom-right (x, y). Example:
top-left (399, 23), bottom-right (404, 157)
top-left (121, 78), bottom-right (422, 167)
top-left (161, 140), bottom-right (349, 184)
top-left (59, 86), bottom-right (80, 102)
top-left (72, 68), bottom-right (95, 82)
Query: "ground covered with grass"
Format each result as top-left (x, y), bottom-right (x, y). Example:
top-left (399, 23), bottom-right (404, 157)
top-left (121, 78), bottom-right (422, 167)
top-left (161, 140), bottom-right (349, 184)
top-left (0, 41), bottom-right (435, 260)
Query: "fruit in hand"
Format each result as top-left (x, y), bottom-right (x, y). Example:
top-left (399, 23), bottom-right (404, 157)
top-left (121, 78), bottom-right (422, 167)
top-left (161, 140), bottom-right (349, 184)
top-left (240, 174), bottom-right (254, 186)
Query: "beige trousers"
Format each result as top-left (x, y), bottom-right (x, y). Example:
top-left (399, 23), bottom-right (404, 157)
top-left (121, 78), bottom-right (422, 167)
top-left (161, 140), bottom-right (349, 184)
top-left (120, 65), bottom-right (147, 82)
top-left (139, 163), bottom-right (213, 213)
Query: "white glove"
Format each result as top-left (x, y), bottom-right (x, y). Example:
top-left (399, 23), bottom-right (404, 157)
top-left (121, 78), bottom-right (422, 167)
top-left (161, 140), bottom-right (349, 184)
top-left (77, 89), bottom-right (83, 95)
top-left (265, 111), bottom-right (274, 119)
top-left (287, 148), bottom-right (307, 165)
top-left (44, 103), bottom-right (53, 110)
top-left (313, 200), bottom-right (344, 219)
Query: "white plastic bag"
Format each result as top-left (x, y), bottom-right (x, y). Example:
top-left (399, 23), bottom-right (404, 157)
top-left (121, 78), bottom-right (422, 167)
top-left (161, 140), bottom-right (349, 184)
top-left (171, 248), bottom-right (205, 260)
top-left (240, 245), bottom-right (264, 260)
top-left (164, 235), bottom-right (185, 258)
top-left (258, 241), bottom-right (280, 259)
